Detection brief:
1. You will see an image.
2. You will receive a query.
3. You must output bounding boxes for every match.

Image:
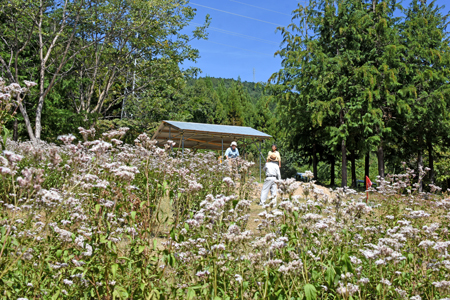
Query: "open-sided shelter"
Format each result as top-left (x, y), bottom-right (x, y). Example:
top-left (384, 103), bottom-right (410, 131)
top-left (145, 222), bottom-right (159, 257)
top-left (152, 120), bottom-right (272, 180)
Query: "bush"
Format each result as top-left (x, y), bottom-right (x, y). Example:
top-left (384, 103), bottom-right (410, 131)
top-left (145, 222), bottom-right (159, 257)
top-left (1, 129), bottom-right (450, 299)
top-left (0, 128), bottom-right (255, 299)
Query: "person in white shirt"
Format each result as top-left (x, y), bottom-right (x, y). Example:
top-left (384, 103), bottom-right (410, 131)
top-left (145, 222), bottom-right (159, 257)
top-left (225, 141), bottom-right (239, 160)
top-left (267, 144), bottom-right (281, 168)
top-left (259, 153), bottom-right (281, 205)
top-left (224, 141), bottom-right (239, 169)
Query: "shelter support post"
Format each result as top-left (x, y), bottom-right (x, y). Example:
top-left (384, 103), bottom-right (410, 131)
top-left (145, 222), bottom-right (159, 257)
top-left (222, 138), bottom-right (224, 162)
top-left (182, 136), bottom-right (185, 156)
top-left (177, 132), bottom-right (183, 150)
top-left (259, 141), bottom-right (262, 182)
top-left (169, 128), bottom-right (172, 153)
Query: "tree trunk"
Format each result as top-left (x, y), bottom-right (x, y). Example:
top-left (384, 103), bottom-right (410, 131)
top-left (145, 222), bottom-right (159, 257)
top-left (312, 143), bottom-right (318, 181)
top-left (377, 142), bottom-right (385, 178)
top-left (340, 107), bottom-right (347, 187)
top-left (365, 152), bottom-right (370, 189)
top-left (341, 139), bottom-right (347, 187)
top-left (35, 94), bottom-right (44, 140)
top-left (350, 150), bottom-right (356, 188)
top-left (36, 2), bottom-right (44, 140)
top-left (330, 158), bottom-right (335, 187)
top-left (418, 149), bottom-right (423, 192)
top-left (13, 118), bottom-right (18, 141)
top-left (428, 140), bottom-right (434, 184)
top-left (17, 99), bottom-right (36, 142)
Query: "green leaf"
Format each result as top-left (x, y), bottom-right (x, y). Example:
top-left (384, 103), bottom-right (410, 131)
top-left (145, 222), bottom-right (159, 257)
top-left (243, 281), bottom-right (249, 289)
top-left (408, 253), bottom-right (414, 262)
top-left (168, 253), bottom-right (176, 267)
top-left (376, 283), bottom-right (382, 294)
top-left (113, 286), bottom-right (129, 299)
top-left (51, 290), bottom-right (60, 300)
top-left (304, 284), bottom-right (317, 300)
top-left (341, 253), bottom-right (353, 273)
top-left (111, 263), bottom-right (118, 278)
top-left (187, 288), bottom-right (196, 300)
top-left (149, 288), bottom-right (160, 299)
top-left (325, 265), bottom-right (335, 287)
top-left (117, 257), bottom-right (132, 261)
top-left (280, 224), bottom-right (288, 236)
top-left (130, 211), bottom-right (136, 221)
top-left (2, 126), bottom-right (9, 147)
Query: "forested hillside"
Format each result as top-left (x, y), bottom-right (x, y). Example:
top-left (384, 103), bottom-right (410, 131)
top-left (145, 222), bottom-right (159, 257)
top-left (3, 75), bottom-right (277, 144)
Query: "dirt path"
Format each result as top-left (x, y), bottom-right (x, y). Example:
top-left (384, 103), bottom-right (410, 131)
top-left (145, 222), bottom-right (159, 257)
top-left (246, 182), bottom-right (333, 231)
top-left (152, 182), bottom-right (333, 248)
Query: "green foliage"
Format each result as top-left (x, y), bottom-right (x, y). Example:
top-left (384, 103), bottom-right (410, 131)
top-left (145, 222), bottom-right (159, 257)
top-left (0, 130), bottom-right (257, 299)
top-left (3, 0), bottom-right (450, 192)
top-left (0, 0), bottom-right (210, 141)
top-left (304, 284), bottom-right (317, 300)
top-left (393, 0), bottom-right (450, 178)
top-left (122, 76), bottom-right (279, 164)
top-left (270, 0), bottom-right (450, 189)
top-left (129, 76), bottom-right (273, 129)
top-left (2, 129), bottom-right (450, 299)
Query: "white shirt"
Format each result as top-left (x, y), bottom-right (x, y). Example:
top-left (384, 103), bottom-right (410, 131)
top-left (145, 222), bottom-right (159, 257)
top-left (263, 162), bottom-right (281, 180)
top-left (225, 147), bottom-right (239, 159)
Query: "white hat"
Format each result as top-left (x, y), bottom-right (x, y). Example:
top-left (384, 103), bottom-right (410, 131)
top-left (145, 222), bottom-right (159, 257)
top-left (230, 141), bottom-right (237, 147)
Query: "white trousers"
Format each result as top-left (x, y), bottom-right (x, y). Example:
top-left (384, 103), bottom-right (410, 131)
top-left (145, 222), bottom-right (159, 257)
top-left (260, 177), bottom-right (277, 204)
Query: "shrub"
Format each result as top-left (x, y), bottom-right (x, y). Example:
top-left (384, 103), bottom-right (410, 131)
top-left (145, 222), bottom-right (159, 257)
top-left (1, 129), bottom-right (450, 299)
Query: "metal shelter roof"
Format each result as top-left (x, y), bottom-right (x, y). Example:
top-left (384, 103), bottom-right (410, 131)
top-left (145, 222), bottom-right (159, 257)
top-left (152, 120), bottom-right (272, 150)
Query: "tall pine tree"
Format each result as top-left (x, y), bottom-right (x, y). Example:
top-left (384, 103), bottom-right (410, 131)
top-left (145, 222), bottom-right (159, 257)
top-left (398, 0), bottom-right (450, 190)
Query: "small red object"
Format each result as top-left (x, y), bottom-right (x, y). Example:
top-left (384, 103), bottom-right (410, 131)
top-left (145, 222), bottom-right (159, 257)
top-left (365, 176), bottom-right (372, 189)
top-left (365, 176), bottom-right (372, 203)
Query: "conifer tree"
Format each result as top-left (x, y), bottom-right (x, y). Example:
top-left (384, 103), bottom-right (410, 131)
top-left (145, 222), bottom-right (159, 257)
top-left (273, 0), bottom-right (391, 186)
top-left (397, 0), bottom-right (450, 190)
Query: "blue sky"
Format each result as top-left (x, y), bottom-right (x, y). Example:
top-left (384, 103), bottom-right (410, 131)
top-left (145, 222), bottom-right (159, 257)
top-left (183, 0), bottom-right (449, 83)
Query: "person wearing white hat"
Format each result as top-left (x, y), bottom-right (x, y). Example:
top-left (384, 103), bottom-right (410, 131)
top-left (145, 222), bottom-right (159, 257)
top-left (259, 153), bottom-right (281, 206)
top-left (225, 141), bottom-right (239, 160)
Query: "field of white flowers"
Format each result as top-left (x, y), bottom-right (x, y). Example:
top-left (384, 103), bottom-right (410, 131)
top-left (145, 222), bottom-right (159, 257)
top-left (1, 127), bottom-right (450, 300)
